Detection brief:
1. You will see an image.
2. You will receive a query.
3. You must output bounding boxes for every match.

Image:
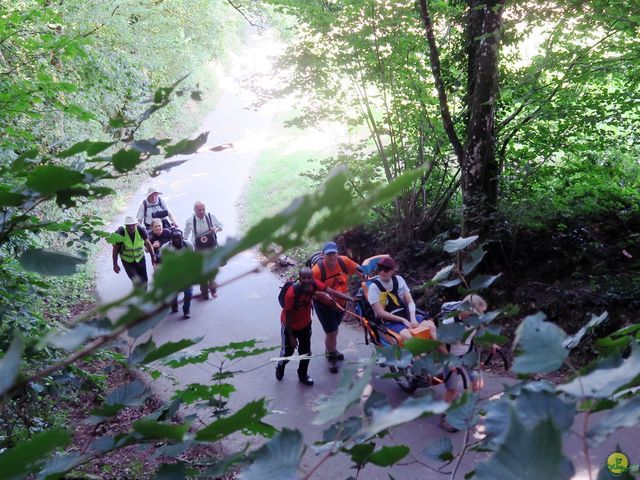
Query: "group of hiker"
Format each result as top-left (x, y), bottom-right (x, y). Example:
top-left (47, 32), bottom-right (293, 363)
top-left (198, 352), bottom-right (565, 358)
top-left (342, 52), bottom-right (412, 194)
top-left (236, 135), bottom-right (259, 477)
top-left (276, 241), bottom-right (485, 432)
top-left (109, 187), bottom-right (223, 318)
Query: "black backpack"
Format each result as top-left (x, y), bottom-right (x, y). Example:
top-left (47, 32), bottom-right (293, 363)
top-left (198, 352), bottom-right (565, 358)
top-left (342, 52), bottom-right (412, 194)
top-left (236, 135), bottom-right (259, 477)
top-left (306, 251), bottom-right (348, 282)
top-left (278, 280), bottom-right (296, 307)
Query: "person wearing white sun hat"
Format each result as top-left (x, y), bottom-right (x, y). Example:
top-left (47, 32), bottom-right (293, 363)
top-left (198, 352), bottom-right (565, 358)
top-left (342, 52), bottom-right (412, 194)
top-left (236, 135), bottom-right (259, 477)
top-left (136, 187), bottom-right (179, 230)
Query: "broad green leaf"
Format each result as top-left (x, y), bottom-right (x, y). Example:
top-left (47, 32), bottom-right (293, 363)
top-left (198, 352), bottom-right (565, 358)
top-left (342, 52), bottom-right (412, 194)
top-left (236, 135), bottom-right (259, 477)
top-left (19, 249), bottom-right (86, 276)
top-left (133, 419), bottom-right (189, 443)
top-left (314, 362), bottom-right (374, 425)
top-left (0, 333), bottom-right (24, 396)
top-left (512, 313), bottom-right (568, 374)
top-left (26, 165), bottom-right (83, 194)
top-left (89, 380), bottom-right (149, 421)
top-left (473, 329), bottom-right (509, 346)
top-left (58, 140), bottom-right (115, 158)
top-left (587, 396), bottom-right (640, 447)
top-left (432, 264), bottom-right (455, 281)
top-left (441, 278), bottom-right (462, 288)
top-left (369, 168), bottom-right (425, 206)
top-left (37, 453), bottom-right (89, 480)
top-left (164, 132), bottom-right (209, 158)
top-left (196, 399), bottom-right (270, 442)
top-left (358, 394), bottom-right (448, 440)
top-left (558, 344), bottom-right (640, 399)
top-left (402, 337), bottom-right (440, 356)
top-left (173, 383), bottom-right (236, 404)
top-left (516, 390), bottom-right (576, 431)
top-left (200, 451), bottom-right (249, 478)
top-left (462, 246), bottom-right (486, 275)
top-left (445, 392), bottom-right (479, 431)
top-left (129, 139), bottom-right (161, 154)
top-left (444, 236), bottom-right (479, 253)
top-left (376, 346), bottom-right (413, 369)
top-left (342, 443), bottom-right (375, 467)
top-left (10, 149), bottom-right (38, 171)
top-left (468, 273), bottom-right (502, 290)
top-left (423, 436), bottom-right (454, 462)
top-left (45, 322), bottom-right (111, 351)
top-left (153, 250), bottom-right (206, 295)
top-left (128, 338), bottom-right (156, 366)
top-left (112, 149), bottom-right (143, 173)
top-left (224, 345), bottom-right (278, 360)
top-left (437, 321), bottom-right (465, 344)
top-left (142, 337), bottom-right (203, 364)
top-left (239, 429), bottom-right (302, 480)
top-left (368, 445), bottom-right (410, 467)
top-left (475, 409), bottom-right (573, 480)
top-left (563, 312), bottom-right (609, 349)
top-left (155, 462), bottom-right (187, 480)
top-left (0, 191), bottom-right (27, 207)
top-left (322, 417), bottom-right (363, 443)
top-left (0, 428), bottom-right (71, 480)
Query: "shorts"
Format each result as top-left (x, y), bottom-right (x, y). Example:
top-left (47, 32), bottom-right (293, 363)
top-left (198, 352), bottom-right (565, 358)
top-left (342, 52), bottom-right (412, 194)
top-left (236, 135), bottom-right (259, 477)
top-left (313, 301), bottom-right (344, 334)
top-left (383, 321), bottom-right (406, 334)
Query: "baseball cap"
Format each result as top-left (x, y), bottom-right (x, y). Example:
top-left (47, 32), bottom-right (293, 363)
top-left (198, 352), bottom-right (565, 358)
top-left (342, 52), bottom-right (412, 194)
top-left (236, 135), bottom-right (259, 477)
top-left (323, 241), bottom-right (339, 254)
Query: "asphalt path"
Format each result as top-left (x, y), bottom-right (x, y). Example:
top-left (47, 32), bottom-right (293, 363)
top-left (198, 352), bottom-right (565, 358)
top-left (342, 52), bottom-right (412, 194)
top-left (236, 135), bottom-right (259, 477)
top-left (95, 29), bottom-right (640, 480)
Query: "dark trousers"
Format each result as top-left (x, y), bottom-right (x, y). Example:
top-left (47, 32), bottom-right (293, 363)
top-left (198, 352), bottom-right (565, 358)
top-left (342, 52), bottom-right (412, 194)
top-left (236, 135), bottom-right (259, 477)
top-left (278, 324), bottom-right (312, 377)
top-left (171, 286), bottom-right (193, 314)
top-left (196, 245), bottom-right (217, 296)
top-left (122, 257), bottom-right (148, 290)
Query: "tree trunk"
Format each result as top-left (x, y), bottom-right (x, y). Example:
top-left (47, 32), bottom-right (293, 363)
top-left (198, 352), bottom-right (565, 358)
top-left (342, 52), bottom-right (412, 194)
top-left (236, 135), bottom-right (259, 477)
top-left (461, 0), bottom-right (505, 237)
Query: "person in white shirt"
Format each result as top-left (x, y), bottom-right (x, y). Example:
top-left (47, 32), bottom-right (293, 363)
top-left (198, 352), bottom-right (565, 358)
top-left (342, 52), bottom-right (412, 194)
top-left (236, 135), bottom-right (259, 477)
top-left (136, 187), bottom-right (179, 230)
top-left (184, 200), bottom-right (223, 299)
top-left (366, 255), bottom-right (436, 341)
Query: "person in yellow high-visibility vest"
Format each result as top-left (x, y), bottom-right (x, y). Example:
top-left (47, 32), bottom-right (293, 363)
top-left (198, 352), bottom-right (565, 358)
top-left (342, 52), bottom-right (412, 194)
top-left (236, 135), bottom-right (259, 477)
top-left (109, 216), bottom-right (156, 290)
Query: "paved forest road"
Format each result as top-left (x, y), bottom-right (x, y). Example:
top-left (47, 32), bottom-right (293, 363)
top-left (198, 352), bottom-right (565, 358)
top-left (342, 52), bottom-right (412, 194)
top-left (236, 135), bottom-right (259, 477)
top-left (95, 30), bottom-right (639, 480)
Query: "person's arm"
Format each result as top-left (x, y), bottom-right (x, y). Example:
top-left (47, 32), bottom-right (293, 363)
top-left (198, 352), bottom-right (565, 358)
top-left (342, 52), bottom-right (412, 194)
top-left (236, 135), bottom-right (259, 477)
top-left (371, 302), bottom-right (411, 328)
top-left (402, 290), bottom-right (418, 326)
top-left (112, 244), bottom-right (120, 273)
top-left (326, 286), bottom-right (355, 303)
top-left (183, 217), bottom-right (193, 241)
top-left (211, 214), bottom-right (223, 232)
top-left (136, 203), bottom-right (145, 225)
top-left (283, 288), bottom-right (297, 347)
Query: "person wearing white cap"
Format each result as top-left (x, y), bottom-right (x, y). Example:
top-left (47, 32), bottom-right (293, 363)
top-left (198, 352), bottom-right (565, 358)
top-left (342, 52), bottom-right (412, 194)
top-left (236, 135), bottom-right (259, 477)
top-left (136, 187), bottom-right (178, 230)
top-left (109, 216), bottom-right (156, 290)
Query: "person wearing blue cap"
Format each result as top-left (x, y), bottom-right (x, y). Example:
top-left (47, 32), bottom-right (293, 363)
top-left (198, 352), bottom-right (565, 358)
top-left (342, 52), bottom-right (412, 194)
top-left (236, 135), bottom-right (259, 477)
top-left (311, 241), bottom-right (362, 373)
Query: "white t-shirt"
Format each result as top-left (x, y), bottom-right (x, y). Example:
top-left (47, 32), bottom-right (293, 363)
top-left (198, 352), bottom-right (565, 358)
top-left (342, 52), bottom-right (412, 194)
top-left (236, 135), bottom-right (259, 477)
top-left (183, 213), bottom-right (223, 243)
top-left (136, 197), bottom-right (174, 227)
top-left (367, 275), bottom-right (410, 314)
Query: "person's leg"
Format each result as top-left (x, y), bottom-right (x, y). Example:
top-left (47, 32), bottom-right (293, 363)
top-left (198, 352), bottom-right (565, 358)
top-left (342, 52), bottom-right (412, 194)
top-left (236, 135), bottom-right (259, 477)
top-left (182, 286), bottom-right (193, 318)
top-left (170, 297), bottom-right (179, 313)
top-left (276, 324), bottom-right (294, 380)
top-left (208, 280), bottom-right (217, 298)
top-left (199, 281), bottom-right (209, 299)
top-left (122, 260), bottom-right (147, 289)
top-left (314, 302), bottom-right (341, 372)
top-left (134, 258), bottom-right (149, 290)
top-left (296, 325), bottom-right (313, 385)
top-left (440, 366), bottom-right (459, 432)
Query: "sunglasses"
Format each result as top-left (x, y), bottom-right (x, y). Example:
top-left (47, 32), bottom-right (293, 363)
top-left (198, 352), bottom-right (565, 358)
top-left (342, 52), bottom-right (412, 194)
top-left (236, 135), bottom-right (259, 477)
top-left (377, 265), bottom-right (392, 272)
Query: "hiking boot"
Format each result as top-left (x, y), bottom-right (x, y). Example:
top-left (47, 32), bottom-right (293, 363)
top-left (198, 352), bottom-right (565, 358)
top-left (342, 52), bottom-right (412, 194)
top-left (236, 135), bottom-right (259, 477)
top-left (170, 306), bottom-right (179, 313)
top-left (182, 312), bottom-right (191, 320)
top-left (439, 414), bottom-right (459, 433)
top-left (298, 374), bottom-right (314, 386)
top-left (326, 351), bottom-right (345, 362)
top-left (200, 292), bottom-right (210, 300)
top-left (275, 363), bottom-right (285, 381)
top-left (329, 364), bottom-right (339, 374)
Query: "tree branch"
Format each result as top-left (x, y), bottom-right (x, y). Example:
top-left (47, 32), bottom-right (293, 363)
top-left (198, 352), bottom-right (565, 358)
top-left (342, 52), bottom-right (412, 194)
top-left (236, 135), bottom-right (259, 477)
top-left (418, 0), bottom-right (464, 163)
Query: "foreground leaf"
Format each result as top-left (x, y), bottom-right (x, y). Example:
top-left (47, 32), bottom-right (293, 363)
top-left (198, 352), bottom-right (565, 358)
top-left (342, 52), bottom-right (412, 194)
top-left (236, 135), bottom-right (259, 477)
top-left (368, 445), bottom-right (410, 467)
top-left (588, 396), bottom-right (640, 447)
top-left (239, 429), bottom-right (302, 480)
top-left (512, 313), bottom-right (568, 374)
top-left (444, 236), bottom-right (478, 253)
top-left (0, 333), bottom-right (24, 396)
top-left (558, 344), bottom-right (640, 399)
top-left (423, 436), bottom-right (454, 462)
top-left (0, 428), bottom-right (71, 480)
top-left (314, 362), bottom-right (374, 425)
top-left (196, 399), bottom-right (271, 442)
top-left (475, 409), bottom-right (573, 480)
top-left (19, 249), bottom-right (86, 276)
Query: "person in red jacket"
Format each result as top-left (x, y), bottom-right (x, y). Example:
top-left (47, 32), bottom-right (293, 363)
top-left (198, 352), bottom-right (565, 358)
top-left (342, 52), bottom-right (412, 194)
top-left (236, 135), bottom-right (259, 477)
top-left (276, 267), bottom-right (354, 386)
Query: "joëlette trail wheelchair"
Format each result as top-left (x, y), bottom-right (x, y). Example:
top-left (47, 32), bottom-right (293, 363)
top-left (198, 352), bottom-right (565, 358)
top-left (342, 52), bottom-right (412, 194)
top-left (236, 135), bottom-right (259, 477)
top-left (345, 255), bottom-right (477, 394)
